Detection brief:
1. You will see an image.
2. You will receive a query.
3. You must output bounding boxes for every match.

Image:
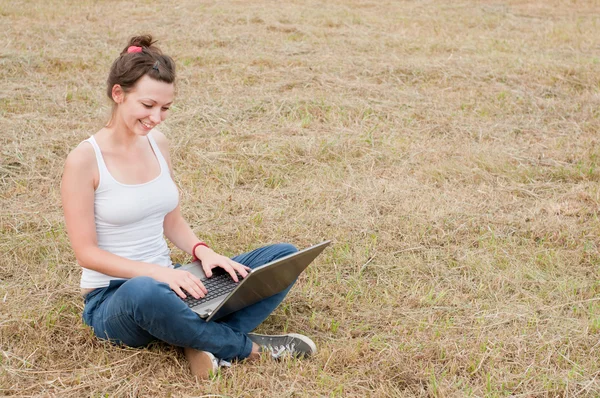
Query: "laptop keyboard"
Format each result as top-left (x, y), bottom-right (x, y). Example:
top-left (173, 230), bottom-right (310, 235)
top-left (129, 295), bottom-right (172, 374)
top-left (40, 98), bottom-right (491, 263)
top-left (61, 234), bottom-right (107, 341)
top-left (181, 272), bottom-right (238, 308)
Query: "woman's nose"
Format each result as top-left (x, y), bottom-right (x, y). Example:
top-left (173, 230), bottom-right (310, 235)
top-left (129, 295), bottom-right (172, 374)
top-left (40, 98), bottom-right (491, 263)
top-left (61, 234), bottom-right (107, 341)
top-left (149, 109), bottom-right (161, 123)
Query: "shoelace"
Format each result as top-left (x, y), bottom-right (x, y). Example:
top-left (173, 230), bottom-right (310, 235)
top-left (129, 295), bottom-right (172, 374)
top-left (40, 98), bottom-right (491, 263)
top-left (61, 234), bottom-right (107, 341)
top-left (263, 342), bottom-right (297, 359)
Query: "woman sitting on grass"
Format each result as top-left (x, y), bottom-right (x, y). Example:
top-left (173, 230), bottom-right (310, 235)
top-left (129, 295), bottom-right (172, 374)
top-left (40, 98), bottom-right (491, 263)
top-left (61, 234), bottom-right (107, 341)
top-left (61, 34), bottom-right (316, 379)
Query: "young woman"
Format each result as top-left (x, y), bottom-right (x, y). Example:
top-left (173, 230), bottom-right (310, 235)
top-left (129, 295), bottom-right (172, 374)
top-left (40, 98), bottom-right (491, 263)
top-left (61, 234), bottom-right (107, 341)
top-left (61, 35), bottom-right (316, 379)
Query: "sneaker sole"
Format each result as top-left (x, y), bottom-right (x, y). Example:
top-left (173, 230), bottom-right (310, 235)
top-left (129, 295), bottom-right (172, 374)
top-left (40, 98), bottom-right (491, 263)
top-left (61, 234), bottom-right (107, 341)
top-left (248, 333), bottom-right (317, 357)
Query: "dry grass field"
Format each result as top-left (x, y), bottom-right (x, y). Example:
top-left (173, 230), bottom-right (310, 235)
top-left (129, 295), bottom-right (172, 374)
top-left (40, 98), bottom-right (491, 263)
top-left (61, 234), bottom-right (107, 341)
top-left (2, 0), bottom-right (600, 396)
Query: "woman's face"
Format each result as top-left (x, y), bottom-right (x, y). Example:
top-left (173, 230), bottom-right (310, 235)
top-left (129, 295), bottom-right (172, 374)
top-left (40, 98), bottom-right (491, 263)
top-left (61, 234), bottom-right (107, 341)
top-left (114, 75), bottom-right (175, 136)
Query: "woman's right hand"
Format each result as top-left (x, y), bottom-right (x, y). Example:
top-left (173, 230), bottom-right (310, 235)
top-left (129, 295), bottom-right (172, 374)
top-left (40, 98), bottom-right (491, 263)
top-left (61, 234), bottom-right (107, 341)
top-left (150, 267), bottom-right (207, 299)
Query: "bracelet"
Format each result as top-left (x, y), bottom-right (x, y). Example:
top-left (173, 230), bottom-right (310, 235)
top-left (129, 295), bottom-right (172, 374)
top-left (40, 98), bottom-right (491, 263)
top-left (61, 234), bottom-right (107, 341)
top-left (192, 242), bottom-right (210, 262)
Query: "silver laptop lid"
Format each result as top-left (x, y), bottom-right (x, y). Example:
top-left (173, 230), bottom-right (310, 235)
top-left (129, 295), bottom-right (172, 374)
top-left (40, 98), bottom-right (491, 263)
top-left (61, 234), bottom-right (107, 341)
top-left (203, 240), bottom-right (331, 321)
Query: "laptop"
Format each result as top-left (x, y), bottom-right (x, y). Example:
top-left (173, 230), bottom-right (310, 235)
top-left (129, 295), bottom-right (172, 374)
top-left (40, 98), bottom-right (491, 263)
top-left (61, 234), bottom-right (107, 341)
top-left (178, 241), bottom-right (330, 321)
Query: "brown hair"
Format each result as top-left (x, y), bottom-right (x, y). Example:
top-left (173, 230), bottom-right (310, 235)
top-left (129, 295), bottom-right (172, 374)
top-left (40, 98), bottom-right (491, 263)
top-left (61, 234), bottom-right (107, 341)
top-left (106, 34), bottom-right (176, 101)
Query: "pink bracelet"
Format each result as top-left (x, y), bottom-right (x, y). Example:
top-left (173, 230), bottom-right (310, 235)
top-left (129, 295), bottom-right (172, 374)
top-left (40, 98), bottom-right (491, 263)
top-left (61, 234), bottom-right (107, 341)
top-left (192, 242), bottom-right (210, 262)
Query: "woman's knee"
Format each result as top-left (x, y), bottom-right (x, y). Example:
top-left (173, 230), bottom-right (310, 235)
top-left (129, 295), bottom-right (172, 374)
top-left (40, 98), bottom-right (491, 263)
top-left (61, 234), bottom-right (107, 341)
top-left (273, 242), bottom-right (298, 257)
top-left (234, 243), bottom-right (299, 270)
top-left (118, 276), bottom-right (171, 307)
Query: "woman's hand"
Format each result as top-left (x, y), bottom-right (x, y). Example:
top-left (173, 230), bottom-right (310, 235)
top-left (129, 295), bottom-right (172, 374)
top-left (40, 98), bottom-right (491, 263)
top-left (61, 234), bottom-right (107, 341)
top-left (150, 267), bottom-right (208, 299)
top-left (194, 246), bottom-right (251, 282)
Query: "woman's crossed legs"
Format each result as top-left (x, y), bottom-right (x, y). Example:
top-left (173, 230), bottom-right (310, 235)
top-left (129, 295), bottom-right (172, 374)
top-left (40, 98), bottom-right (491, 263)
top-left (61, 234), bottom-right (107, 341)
top-left (82, 243), bottom-right (299, 361)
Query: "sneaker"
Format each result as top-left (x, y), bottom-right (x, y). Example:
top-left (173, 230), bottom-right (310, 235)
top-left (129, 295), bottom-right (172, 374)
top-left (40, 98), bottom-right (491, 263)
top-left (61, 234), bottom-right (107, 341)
top-left (247, 333), bottom-right (317, 359)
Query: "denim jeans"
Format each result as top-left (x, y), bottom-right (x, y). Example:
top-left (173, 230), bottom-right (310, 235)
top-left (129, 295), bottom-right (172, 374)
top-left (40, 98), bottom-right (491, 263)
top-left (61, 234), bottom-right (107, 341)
top-left (82, 243), bottom-right (297, 361)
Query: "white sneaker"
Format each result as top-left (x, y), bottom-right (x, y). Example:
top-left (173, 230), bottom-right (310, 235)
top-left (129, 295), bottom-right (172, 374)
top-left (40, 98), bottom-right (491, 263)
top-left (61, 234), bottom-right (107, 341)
top-left (247, 333), bottom-right (317, 359)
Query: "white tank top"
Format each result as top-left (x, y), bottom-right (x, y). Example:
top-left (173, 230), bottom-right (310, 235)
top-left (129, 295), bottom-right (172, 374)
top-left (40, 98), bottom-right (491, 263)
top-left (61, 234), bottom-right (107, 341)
top-left (79, 132), bottom-right (179, 288)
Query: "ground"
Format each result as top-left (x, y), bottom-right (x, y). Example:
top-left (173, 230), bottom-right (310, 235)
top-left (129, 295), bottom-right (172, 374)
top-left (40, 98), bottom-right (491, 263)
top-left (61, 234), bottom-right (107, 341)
top-left (2, 0), bottom-right (600, 396)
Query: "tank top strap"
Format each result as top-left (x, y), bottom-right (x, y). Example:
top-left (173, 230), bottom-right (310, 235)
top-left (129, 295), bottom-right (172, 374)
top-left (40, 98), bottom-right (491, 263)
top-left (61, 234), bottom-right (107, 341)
top-left (84, 136), bottom-right (110, 185)
top-left (147, 132), bottom-right (170, 172)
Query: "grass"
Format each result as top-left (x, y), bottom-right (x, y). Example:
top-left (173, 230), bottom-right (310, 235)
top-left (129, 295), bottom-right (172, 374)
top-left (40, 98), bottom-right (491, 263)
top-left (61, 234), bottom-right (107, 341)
top-left (2, 0), bottom-right (600, 396)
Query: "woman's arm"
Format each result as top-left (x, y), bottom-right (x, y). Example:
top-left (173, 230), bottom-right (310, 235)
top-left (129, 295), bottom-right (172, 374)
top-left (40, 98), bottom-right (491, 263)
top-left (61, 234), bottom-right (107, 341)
top-left (162, 201), bottom-right (249, 282)
top-left (154, 131), bottom-right (249, 282)
top-left (61, 142), bottom-right (207, 299)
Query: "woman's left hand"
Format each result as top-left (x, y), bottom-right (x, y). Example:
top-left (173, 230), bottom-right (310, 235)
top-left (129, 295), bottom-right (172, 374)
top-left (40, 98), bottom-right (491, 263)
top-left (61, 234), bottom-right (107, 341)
top-left (194, 246), bottom-right (250, 282)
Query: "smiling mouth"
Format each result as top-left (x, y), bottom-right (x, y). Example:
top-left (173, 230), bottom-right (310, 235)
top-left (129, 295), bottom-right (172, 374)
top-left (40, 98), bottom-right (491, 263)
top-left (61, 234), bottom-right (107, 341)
top-left (140, 120), bottom-right (155, 129)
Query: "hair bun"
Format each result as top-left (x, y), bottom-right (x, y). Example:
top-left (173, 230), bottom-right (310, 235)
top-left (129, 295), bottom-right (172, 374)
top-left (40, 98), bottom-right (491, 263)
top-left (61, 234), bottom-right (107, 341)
top-left (120, 35), bottom-right (159, 55)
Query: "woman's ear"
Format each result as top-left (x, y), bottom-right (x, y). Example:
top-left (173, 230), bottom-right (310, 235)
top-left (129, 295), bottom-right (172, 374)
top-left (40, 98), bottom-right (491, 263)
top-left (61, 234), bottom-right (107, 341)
top-left (111, 84), bottom-right (124, 104)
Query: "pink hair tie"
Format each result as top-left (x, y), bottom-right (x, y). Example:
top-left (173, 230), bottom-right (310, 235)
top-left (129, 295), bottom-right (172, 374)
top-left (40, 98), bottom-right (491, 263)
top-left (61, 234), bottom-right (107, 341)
top-left (127, 46), bottom-right (143, 53)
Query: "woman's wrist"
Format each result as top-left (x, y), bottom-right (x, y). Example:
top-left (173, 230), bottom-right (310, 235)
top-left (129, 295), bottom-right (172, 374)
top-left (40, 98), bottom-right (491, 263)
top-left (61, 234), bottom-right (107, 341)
top-left (146, 263), bottom-right (166, 279)
top-left (192, 242), bottom-right (213, 262)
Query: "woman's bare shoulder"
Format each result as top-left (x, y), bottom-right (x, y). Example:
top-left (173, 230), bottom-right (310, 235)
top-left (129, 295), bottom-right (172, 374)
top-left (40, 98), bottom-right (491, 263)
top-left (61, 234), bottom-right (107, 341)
top-left (64, 140), bottom-right (96, 171)
top-left (63, 139), bottom-right (100, 190)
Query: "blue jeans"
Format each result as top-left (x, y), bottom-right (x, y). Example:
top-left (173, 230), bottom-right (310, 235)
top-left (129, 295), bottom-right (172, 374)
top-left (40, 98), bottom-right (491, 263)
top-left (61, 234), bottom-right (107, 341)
top-left (82, 243), bottom-right (297, 361)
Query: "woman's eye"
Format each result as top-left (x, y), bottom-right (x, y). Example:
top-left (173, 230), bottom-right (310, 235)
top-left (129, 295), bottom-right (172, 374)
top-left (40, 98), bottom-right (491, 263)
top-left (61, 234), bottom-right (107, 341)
top-left (162, 107), bottom-right (170, 111)
top-left (142, 104), bottom-right (153, 108)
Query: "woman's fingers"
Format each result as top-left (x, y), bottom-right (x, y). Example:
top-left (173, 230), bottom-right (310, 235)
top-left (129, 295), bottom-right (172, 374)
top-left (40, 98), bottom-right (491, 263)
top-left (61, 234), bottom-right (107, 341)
top-left (220, 260), bottom-right (249, 283)
top-left (189, 274), bottom-right (208, 295)
top-left (222, 262), bottom-right (239, 283)
top-left (198, 253), bottom-right (251, 283)
top-left (201, 263), bottom-right (214, 278)
top-left (229, 260), bottom-right (249, 278)
top-left (172, 284), bottom-right (187, 299)
top-left (170, 271), bottom-right (207, 299)
top-left (182, 273), bottom-right (207, 299)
